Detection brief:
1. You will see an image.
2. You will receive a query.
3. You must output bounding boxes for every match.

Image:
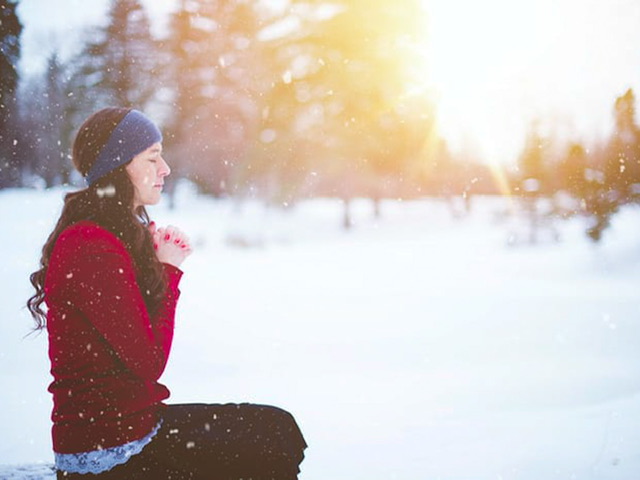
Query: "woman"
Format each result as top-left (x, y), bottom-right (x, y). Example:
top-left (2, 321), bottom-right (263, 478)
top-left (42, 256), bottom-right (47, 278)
top-left (27, 107), bottom-right (307, 479)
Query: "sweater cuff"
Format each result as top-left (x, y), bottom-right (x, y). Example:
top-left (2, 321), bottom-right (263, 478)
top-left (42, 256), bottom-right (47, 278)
top-left (162, 263), bottom-right (184, 293)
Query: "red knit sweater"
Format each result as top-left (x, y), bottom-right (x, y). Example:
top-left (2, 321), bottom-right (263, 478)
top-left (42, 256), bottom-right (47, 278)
top-left (44, 221), bottom-right (183, 454)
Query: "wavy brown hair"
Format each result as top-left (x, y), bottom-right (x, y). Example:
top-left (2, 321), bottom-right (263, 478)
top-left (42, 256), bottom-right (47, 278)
top-left (27, 107), bottom-right (167, 330)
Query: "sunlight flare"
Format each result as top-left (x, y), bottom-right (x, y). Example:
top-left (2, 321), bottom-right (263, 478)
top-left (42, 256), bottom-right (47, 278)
top-left (422, 0), bottom-right (640, 165)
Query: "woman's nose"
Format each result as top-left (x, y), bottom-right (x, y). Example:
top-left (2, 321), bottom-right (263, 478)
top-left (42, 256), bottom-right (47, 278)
top-left (158, 156), bottom-right (171, 177)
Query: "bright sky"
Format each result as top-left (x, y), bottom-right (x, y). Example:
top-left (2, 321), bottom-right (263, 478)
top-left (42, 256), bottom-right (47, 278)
top-left (425, 0), bottom-right (640, 163)
top-left (16, 0), bottom-right (640, 165)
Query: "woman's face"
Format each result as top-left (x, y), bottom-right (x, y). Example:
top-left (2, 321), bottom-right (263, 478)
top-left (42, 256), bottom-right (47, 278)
top-left (125, 142), bottom-right (170, 208)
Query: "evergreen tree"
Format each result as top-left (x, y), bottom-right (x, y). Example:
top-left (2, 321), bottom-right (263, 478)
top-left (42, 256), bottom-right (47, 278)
top-left (0, 0), bottom-right (22, 187)
top-left (252, 0), bottom-right (434, 207)
top-left (21, 53), bottom-right (75, 187)
top-left (559, 142), bottom-right (588, 199)
top-left (517, 122), bottom-right (548, 196)
top-left (514, 122), bottom-right (553, 243)
top-left (74, 0), bottom-right (159, 111)
top-left (605, 88), bottom-right (640, 201)
top-left (164, 0), bottom-right (266, 199)
top-left (163, 0), bottom-right (435, 207)
top-left (585, 88), bottom-right (640, 242)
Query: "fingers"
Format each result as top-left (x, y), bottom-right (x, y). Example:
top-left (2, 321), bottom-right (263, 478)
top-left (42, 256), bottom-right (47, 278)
top-left (151, 224), bottom-right (193, 267)
top-left (164, 225), bottom-right (190, 248)
top-left (152, 224), bottom-right (192, 253)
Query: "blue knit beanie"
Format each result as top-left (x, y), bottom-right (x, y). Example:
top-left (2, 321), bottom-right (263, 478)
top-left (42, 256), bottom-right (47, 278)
top-left (85, 110), bottom-right (163, 186)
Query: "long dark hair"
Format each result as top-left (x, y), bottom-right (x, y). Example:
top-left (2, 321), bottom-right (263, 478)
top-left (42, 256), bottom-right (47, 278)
top-left (27, 107), bottom-right (167, 330)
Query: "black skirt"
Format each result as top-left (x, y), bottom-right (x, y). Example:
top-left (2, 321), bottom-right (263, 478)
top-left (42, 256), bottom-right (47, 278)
top-left (56, 403), bottom-right (307, 480)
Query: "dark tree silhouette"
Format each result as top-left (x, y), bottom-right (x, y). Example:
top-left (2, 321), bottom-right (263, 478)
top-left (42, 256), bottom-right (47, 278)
top-left (0, 0), bottom-right (23, 188)
top-left (585, 88), bottom-right (640, 242)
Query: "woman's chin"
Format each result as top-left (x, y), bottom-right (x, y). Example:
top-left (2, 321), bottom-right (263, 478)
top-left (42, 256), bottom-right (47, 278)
top-left (137, 194), bottom-right (162, 207)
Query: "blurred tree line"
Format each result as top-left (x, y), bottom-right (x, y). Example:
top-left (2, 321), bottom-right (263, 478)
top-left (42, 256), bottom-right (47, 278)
top-left (1, 0), bottom-right (639, 240)
top-left (0, 0), bottom-right (491, 200)
top-left (513, 88), bottom-right (640, 242)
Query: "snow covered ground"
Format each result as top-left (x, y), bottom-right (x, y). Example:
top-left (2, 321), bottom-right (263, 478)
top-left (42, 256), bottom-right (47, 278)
top-left (1, 184), bottom-right (639, 479)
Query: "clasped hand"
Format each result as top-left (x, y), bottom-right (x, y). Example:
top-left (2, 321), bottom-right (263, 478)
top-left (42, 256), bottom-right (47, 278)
top-left (148, 222), bottom-right (192, 268)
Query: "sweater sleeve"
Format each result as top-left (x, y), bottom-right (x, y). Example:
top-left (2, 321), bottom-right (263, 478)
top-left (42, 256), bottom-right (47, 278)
top-left (50, 223), bottom-right (183, 381)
